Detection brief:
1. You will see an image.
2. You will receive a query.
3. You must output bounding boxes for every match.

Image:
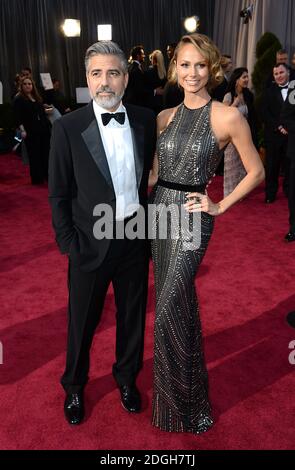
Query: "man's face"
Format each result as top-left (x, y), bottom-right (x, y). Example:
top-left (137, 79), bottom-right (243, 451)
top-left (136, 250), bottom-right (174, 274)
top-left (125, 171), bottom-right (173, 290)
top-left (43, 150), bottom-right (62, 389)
top-left (21, 69), bottom-right (31, 78)
top-left (276, 52), bottom-right (289, 64)
top-left (273, 65), bottom-right (289, 86)
top-left (224, 59), bottom-right (233, 74)
top-left (292, 53), bottom-right (295, 68)
top-left (86, 54), bottom-right (128, 111)
top-left (137, 49), bottom-right (145, 63)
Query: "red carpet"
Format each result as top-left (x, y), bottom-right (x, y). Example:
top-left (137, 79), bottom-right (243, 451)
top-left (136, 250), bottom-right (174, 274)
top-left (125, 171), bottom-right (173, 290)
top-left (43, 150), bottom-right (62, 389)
top-left (0, 152), bottom-right (294, 450)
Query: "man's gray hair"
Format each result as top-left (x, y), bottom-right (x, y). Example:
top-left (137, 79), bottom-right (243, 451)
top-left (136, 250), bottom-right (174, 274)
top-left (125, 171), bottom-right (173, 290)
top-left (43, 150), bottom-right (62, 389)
top-left (85, 41), bottom-right (128, 73)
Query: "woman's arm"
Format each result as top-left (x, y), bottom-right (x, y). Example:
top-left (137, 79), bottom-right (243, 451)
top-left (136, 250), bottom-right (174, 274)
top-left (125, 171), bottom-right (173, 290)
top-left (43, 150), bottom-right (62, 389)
top-left (185, 106), bottom-right (265, 216)
top-left (223, 91), bottom-right (241, 108)
top-left (148, 107), bottom-right (177, 187)
top-left (222, 92), bottom-right (232, 106)
top-left (217, 109), bottom-right (265, 213)
top-left (148, 152), bottom-right (159, 187)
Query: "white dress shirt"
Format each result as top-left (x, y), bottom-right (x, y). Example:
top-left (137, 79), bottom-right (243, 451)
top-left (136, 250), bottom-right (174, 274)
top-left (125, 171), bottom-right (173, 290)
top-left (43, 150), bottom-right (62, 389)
top-left (280, 82), bottom-right (289, 101)
top-left (93, 100), bottom-right (139, 220)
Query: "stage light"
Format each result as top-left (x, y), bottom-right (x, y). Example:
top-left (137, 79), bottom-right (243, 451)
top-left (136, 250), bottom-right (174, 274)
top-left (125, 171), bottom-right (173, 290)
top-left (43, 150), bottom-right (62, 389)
top-left (184, 16), bottom-right (200, 33)
top-left (62, 19), bottom-right (81, 37)
top-left (97, 24), bottom-right (112, 41)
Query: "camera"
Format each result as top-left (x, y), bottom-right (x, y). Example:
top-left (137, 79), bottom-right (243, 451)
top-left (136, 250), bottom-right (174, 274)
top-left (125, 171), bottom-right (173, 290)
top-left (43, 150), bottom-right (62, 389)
top-left (240, 5), bottom-right (254, 24)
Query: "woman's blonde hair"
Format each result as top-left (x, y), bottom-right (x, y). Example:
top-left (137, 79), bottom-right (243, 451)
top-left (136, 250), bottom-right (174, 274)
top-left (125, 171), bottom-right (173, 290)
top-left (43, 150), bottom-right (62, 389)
top-left (149, 49), bottom-right (167, 80)
top-left (169, 33), bottom-right (223, 91)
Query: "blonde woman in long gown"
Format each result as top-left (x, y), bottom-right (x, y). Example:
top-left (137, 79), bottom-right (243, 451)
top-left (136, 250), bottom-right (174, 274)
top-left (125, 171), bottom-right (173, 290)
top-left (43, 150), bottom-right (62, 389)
top-left (149, 36), bottom-right (264, 434)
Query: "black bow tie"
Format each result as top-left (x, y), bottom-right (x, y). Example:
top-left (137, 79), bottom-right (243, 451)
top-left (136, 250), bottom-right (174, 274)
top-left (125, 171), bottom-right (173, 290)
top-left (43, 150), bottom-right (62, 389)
top-left (101, 112), bottom-right (125, 126)
top-left (279, 85), bottom-right (289, 89)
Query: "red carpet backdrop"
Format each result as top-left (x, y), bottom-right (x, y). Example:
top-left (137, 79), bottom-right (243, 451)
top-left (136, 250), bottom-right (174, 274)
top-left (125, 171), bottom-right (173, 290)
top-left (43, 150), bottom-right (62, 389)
top-left (0, 153), bottom-right (294, 450)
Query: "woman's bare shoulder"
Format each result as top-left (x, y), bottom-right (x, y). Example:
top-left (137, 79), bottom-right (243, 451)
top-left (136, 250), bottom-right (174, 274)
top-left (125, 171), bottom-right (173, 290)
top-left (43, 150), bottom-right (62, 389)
top-left (157, 106), bottom-right (179, 133)
top-left (210, 100), bottom-right (244, 144)
top-left (211, 100), bottom-right (241, 125)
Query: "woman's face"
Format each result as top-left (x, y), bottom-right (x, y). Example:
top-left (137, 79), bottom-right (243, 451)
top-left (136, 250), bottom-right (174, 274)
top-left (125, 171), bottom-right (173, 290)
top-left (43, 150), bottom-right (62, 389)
top-left (237, 72), bottom-right (249, 89)
top-left (176, 43), bottom-right (209, 94)
top-left (22, 79), bottom-right (33, 94)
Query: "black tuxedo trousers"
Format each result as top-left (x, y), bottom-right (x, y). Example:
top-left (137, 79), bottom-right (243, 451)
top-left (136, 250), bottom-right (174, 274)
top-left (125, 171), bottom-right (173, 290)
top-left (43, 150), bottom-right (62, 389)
top-left (265, 133), bottom-right (289, 198)
top-left (281, 90), bottom-right (295, 231)
top-left (62, 236), bottom-right (149, 393)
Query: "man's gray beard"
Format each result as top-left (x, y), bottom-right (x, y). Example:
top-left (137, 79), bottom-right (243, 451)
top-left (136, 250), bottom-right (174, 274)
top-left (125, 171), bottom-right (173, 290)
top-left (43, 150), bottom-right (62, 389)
top-left (93, 92), bottom-right (124, 110)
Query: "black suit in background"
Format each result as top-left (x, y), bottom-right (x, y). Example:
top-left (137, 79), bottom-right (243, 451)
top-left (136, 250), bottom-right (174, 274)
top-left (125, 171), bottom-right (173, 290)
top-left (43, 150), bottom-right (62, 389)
top-left (211, 77), bottom-right (228, 102)
top-left (124, 62), bottom-right (149, 107)
top-left (162, 82), bottom-right (184, 109)
top-left (49, 101), bottom-right (156, 393)
top-left (261, 84), bottom-right (289, 199)
top-left (45, 88), bottom-right (70, 115)
top-left (145, 66), bottom-right (167, 114)
top-left (281, 89), bottom-right (295, 232)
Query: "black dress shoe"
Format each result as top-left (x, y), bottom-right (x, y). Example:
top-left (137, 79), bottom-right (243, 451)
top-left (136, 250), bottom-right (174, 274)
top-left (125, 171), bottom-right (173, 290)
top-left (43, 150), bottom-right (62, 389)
top-left (119, 384), bottom-right (141, 413)
top-left (64, 392), bottom-right (84, 425)
top-left (285, 231), bottom-right (295, 242)
top-left (286, 311), bottom-right (295, 327)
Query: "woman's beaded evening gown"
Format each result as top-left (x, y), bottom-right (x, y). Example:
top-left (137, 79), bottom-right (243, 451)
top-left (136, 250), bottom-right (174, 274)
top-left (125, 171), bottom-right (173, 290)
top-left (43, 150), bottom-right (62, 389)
top-left (151, 101), bottom-right (223, 433)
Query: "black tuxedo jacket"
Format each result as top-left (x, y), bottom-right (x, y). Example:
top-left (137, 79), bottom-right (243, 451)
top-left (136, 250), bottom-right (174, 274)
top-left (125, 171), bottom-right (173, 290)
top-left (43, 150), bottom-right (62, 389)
top-left (211, 77), bottom-right (228, 102)
top-left (261, 84), bottom-right (288, 142)
top-left (124, 62), bottom-right (149, 107)
top-left (49, 102), bottom-right (156, 271)
top-left (281, 89), bottom-right (295, 160)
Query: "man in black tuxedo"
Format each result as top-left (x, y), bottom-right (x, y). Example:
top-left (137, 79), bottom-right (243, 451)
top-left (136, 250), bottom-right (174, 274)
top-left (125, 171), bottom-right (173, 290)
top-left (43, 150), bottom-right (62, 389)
top-left (124, 45), bottom-right (149, 107)
top-left (261, 63), bottom-right (290, 203)
top-left (281, 84), bottom-right (295, 242)
top-left (265, 49), bottom-right (295, 88)
top-left (49, 41), bottom-right (156, 425)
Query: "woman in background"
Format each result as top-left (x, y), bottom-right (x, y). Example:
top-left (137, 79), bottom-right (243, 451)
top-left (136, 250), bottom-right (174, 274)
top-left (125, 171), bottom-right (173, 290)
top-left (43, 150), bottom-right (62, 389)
top-left (13, 76), bottom-right (51, 184)
top-left (223, 67), bottom-right (257, 196)
top-left (145, 49), bottom-right (167, 114)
